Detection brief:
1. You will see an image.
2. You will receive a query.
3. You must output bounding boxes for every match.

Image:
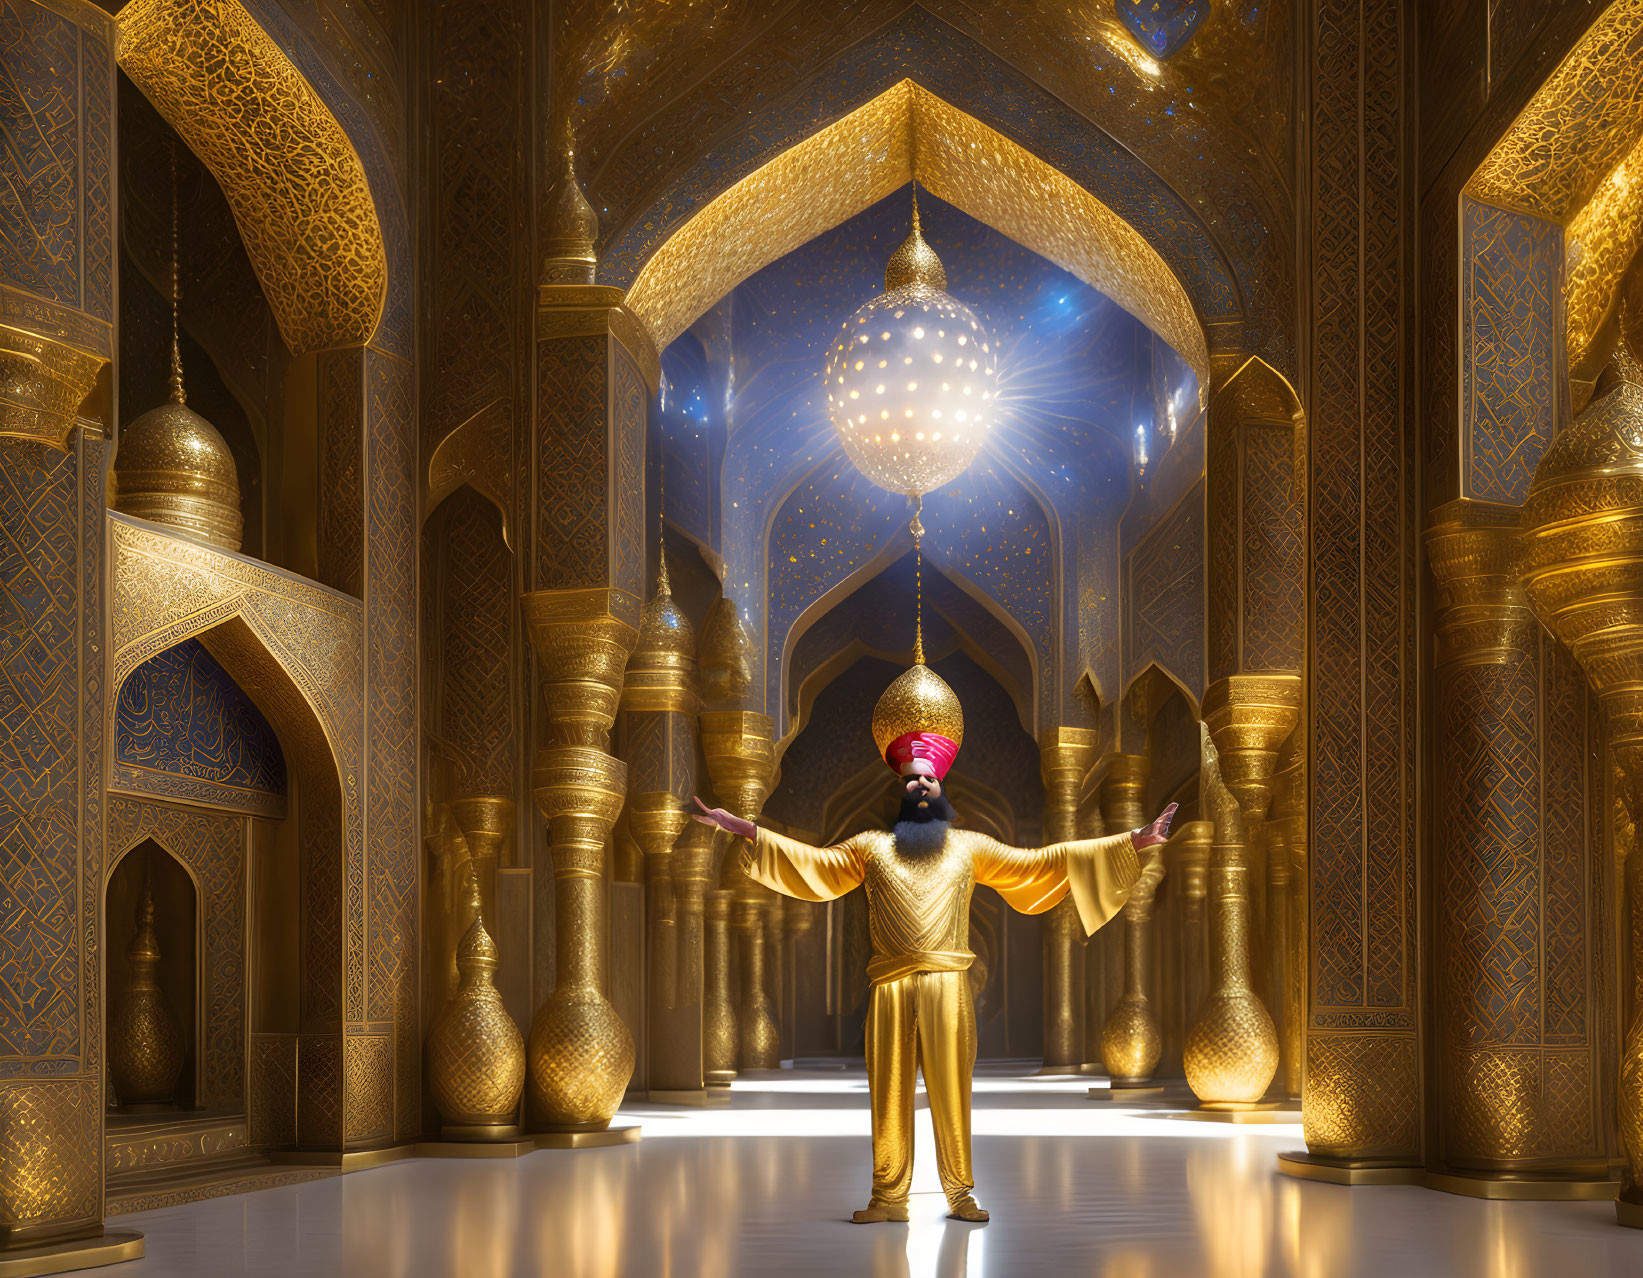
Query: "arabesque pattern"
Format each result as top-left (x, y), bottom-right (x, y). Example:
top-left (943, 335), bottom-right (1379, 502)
top-left (116, 0), bottom-right (387, 354)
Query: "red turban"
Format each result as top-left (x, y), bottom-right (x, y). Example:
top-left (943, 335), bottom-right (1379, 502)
top-left (885, 731), bottom-right (958, 780)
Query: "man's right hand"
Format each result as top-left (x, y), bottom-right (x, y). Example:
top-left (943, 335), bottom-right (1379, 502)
top-left (691, 796), bottom-right (755, 840)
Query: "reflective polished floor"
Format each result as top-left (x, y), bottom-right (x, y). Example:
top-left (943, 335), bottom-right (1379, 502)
top-left (118, 1065), bottom-right (1643, 1277)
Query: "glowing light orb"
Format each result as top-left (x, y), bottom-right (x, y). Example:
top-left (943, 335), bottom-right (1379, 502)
top-left (824, 202), bottom-right (998, 501)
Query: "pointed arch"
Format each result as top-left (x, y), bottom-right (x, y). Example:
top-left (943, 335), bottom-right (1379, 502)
top-left (116, 0), bottom-right (388, 354)
top-left (624, 81), bottom-right (1209, 391)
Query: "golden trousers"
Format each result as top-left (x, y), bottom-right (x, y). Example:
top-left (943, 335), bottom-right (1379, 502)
top-left (864, 968), bottom-right (976, 1207)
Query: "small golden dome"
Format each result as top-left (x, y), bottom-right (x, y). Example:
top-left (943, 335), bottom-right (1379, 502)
top-left (622, 563), bottom-right (698, 714)
top-left (883, 192), bottom-right (947, 293)
top-left (700, 598), bottom-right (755, 707)
top-left (115, 400), bottom-right (243, 552)
top-left (635, 565), bottom-right (695, 662)
top-left (871, 662), bottom-right (964, 762)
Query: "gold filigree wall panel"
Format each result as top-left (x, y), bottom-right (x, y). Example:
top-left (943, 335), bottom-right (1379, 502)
top-left (1304, 0), bottom-right (1420, 1164)
top-left (295, 1034), bottom-right (342, 1148)
top-left (343, 1033), bottom-right (393, 1144)
top-left (1465, 1), bottom-right (1643, 374)
top-left (623, 81), bottom-right (1209, 391)
top-left (0, 0), bottom-right (115, 448)
top-left (107, 797), bottom-right (246, 1112)
top-left (1303, 1032), bottom-right (1420, 1160)
top-left (116, 0), bottom-right (388, 355)
top-left (248, 1033), bottom-right (296, 1147)
top-left (0, 1078), bottom-right (101, 1239)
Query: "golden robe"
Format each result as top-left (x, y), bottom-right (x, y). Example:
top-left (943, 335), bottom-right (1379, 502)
top-left (746, 823), bottom-right (1139, 1213)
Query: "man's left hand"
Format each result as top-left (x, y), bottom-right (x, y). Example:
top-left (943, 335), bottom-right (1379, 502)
top-left (1133, 802), bottom-right (1177, 851)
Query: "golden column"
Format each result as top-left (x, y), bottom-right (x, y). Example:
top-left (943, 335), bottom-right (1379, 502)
top-left (670, 820), bottom-right (718, 1058)
top-left (701, 710), bottom-right (779, 1070)
top-left (0, 3), bottom-right (134, 1265)
top-left (703, 888), bottom-right (738, 1086)
top-left (783, 896), bottom-right (817, 1059)
top-left (1263, 762), bottom-right (1304, 1100)
top-left (524, 590), bottom-right (638, 1132)
top-left (1520, 334), bottom-right (1643, 1224)
top-left (1040, 729), bottom-right (1098, 1072)
top-left (1079, 801), bottom-right (1109, 1070)
top-left (619, 556), bottom-right (700, 1095)
top-left (1426, 498), bottom-right (1609, 1187)
top-left (521, 152), bottom-right (654, 1133)
top-left (1187, 678), bottom-right (1298, 1106)
top-left (1095, 755), bottom-right (1149, 1062)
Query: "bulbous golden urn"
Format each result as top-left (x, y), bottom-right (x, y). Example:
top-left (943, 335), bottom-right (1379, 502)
top-left (526, 987), bottom-right (635, 1129)
top-left (1101, 993), bottom-right (1162, 1085)
top-left (108, 876), bottom-right (185, 1108)
top-left (427, 888), bottom-right (525, 1135)
top-left (1184, 983), bottom-right (1279, 1105)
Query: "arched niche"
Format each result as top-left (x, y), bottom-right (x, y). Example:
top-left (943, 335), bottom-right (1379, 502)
top-left (422, 484), bottom-right (516, 801)
top-left (104, 841), bottom-right (199, 1112)
top-left (112, 637), bottom-right (288, 817)
top-left (108, 528), bottom-right (355, 1147)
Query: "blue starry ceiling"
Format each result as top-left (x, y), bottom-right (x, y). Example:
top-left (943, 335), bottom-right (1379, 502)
top-left (658, 186), bottom-right (1199, 731)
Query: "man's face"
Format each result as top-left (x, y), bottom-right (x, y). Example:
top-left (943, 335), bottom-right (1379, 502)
top-left (904, 772), bottom-right (942, 810)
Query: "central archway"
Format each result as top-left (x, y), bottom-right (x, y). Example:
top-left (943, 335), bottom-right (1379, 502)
top-left (625, 80), bottom-right (1210, 392)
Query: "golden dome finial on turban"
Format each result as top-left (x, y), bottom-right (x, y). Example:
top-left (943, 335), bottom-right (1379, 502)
top-left (872, 662), bottom-right (964, 776)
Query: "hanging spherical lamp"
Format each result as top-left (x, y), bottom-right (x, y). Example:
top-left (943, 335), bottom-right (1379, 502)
top-left (825, 189), bottom-right (998, 527)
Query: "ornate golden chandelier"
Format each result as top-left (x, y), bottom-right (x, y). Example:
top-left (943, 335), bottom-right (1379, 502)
top-left (825, 187), bottom-right (998, 534)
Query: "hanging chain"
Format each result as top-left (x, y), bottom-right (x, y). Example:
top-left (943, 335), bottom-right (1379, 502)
top-left (656, 419), bottom-right (670, 594)
top-left (913, 494), bottom-right (925, 666)
top-left (168, 137), bottom-right (186, 406)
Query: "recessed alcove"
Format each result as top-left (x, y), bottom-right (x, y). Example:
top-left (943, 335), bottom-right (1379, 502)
top-left (105, 841), bottom-right (198, 1113)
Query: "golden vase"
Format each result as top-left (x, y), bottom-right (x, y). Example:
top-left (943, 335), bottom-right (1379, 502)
top-left (526, 745), bottom-right (634, 1129)
top-left (108, 872), bottom-right (185, 1108)
top-left (1100, 852), bottom-right (1168, 1084)
top-left (427, 872), bottom-right (526, 1136)
top-left (1185, 691), bottom-right (1292, 1107)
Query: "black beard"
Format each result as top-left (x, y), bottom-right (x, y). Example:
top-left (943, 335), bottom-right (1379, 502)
top-left (895, 789), bottom-right (955, 827)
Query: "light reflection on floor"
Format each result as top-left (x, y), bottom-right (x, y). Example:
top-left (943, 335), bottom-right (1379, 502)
top-left (116, 1065), bottom-right (1643, 1277)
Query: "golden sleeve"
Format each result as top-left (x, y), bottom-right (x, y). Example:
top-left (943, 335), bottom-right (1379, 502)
top-left (970, 831), bottom-right (1140, 935)
top-left (744, 826), bottom-right (868, 902)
